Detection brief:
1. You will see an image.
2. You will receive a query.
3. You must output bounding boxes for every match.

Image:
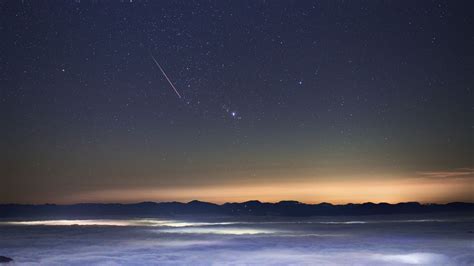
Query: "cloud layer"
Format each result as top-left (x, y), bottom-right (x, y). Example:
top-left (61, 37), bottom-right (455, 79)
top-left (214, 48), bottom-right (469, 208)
top-left (0, 215), bottom-right (472, 265)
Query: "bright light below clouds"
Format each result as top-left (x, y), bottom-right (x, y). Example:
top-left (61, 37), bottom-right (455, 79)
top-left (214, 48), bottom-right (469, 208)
top-left (159, 227), bottom-right (275, 235)
top-left (0, 219), bottom-right (277, 235)
top-left (0, 219), bottom-right (236, 228)
top-left (0, 215), bottom-right (472, 264)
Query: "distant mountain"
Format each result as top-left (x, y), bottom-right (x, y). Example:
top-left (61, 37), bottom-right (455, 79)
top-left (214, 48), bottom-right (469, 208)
top-left (0, 201), bottom-right (472, 218)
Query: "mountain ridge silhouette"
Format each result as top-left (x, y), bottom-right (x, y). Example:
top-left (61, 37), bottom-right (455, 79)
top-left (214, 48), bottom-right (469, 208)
top-left (1, 201), bottom-right (472, 218)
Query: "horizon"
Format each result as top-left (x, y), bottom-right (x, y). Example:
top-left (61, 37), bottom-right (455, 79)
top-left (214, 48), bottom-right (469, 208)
top-left (2, 168), bottom-right (473, 204)
top-left (3, 199), bottom-right (474, 206)
top-left (3, 169), bottom-right (472, 204)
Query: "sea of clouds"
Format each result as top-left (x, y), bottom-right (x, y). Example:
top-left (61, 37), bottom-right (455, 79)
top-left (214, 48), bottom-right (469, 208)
top-left (0, 215), bottom-right (472, 265)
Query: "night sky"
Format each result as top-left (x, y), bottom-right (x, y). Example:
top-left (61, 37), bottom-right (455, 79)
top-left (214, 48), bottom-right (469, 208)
top-left (1, 0), bottom-right (473, 204)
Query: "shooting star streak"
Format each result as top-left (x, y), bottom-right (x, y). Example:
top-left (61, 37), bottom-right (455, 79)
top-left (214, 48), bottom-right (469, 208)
top-left (150, 54), bottom-right (182, 99)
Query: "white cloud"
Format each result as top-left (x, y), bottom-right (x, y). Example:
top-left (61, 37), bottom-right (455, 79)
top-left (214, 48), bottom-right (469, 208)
top-left (0, 215), bottom-right (472, 265)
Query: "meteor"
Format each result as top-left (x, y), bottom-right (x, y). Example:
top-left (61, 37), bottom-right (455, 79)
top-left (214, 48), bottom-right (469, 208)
top-left (150, 53), bottom-right (182, 99)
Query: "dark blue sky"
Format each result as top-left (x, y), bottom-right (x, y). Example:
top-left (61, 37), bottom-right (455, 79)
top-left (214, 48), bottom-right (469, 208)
top-left (1, 0), bottom-right (472, 203)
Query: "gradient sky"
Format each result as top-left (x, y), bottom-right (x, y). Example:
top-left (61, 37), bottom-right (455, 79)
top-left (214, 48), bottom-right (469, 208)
top-left (1, 0), bottom-right (473, 204)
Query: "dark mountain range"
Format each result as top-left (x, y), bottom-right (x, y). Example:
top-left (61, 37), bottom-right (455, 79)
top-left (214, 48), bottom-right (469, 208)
top-left (1, 201), bottom-right (472, 219)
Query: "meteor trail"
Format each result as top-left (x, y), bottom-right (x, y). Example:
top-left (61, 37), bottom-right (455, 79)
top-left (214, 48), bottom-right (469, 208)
top-left (150, 54), bottom-right (182, 99)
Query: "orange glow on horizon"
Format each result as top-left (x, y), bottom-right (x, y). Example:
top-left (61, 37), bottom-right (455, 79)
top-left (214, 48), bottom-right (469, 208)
top-left (61, 172), bottom-right (473, 205)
